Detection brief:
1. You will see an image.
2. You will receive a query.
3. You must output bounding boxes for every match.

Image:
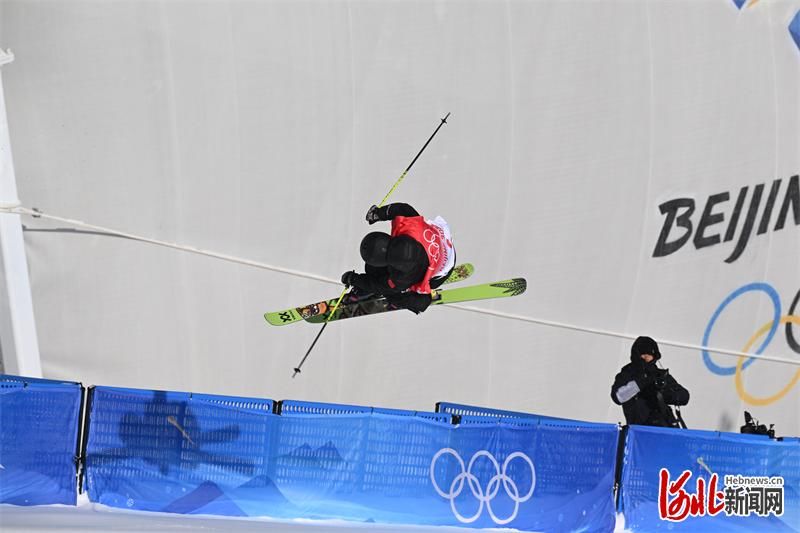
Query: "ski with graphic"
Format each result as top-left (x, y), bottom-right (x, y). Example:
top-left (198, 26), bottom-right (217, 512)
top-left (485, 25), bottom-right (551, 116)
top-left (304, 278), bottom-right (526, 324)
top-left (264, 263), bottom-right (474, 326)
top-left (265, 275), bottom-right (526, 327)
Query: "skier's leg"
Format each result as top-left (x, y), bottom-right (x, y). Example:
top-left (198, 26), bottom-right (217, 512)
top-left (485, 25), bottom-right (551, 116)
top-left (385, 291), bottom-right (432, 314)
top-left (347, 264), bottom-right (386, 301)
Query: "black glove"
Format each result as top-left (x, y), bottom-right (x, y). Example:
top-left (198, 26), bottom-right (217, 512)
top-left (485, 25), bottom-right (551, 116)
top-left (341, 270), bottom-right (358, 286)
top-left (365, 205), bottom-right (381, 225)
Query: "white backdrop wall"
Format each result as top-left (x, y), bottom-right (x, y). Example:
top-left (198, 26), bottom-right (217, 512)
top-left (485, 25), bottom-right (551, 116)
top-left (1, 0), bottom-right (799, 433)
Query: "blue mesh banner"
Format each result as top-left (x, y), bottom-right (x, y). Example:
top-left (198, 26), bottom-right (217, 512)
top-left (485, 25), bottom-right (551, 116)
top-left (436, 401), bottom-right (579, 424)
top-left (0, 374), bottom-right (83, 505)
top-left (84, 386), bottom-right (276, 515)
top-left (434, 418), bottom-right (619, 531)
top-left (281, 398), bottom-right (452, 423)
top-left (85, 390), bottom-right (618, 531)
top-left (620, 425), bottom-right (800, 531)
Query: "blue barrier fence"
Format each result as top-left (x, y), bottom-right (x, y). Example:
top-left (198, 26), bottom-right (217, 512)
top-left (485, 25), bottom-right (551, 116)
top-left (436, 401), bottom-right (582, 424)
top-left (84, 386), bottom-right (276, 515)
top-left (280, 398), bottom-right (452, 423)
top-left (83, 392), bottom-right (618, 531)
top-left (0, 374), bottom-right (83, 505)
top-left (4, 375), bottom-right (800, 531)
top-left (620, 424), bottom-right (800, 531)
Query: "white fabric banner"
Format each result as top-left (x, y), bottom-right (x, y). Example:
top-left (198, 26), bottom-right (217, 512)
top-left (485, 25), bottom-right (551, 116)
top-left (2, 0), bottom-right (799, 433)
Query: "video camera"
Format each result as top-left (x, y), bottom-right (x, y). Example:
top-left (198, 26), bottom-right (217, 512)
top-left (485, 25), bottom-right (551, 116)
top-left (740, 411), bottom-right (776, 439)
top-left (653, 371), bottom-right (667, 390)
top-left (651, 366), bottom-right (670, 390)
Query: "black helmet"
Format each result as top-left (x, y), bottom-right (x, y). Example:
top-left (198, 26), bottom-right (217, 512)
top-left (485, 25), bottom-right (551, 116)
top-left (360, 232), bottom-right (390, 267)
top-left (630, 336), bottom-right (661, 363)
top-left (386, 236), bottom-right (428, 273)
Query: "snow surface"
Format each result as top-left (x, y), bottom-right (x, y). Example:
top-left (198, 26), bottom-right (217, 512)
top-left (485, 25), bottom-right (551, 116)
top-left (0, 495), bottom-right (630, 532)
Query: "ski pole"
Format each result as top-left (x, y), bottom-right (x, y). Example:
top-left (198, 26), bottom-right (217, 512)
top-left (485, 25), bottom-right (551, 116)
top-left (292, 113), bottom-right (450, 377)
top-left (292, 284), bottom-right (348, 378)
top-left (377, 112), bottom-right (450, 207)
top-left (292, 322), bottom-right (328, 378)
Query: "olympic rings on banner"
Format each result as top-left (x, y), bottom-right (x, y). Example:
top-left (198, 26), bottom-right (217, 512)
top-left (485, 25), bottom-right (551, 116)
top-left (734, 315), bottom-right (800, 406)
top-left (429, 448), bottom-right (535, 525)
top-left (703, 282), bottom-right (800, 405)
top-left (702, 283), bottom-right (781, 376)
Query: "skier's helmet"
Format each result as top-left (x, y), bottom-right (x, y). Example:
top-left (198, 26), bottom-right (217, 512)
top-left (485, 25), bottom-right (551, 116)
top-left (360, 232), bottom-right (391, 267)
top-left (386, 236), bottom-right (428, 272)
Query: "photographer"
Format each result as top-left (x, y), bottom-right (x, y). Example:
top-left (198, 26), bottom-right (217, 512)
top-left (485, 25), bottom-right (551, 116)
top-left (611, 336), bottom-right (690, 427)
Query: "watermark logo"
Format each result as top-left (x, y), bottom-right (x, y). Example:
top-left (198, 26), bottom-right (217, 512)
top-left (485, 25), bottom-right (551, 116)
top-left (430, 448), bottom-right (535, 525)
top-left (723, 475), bottom-right (785, 517)
top-left (659, 468), bottom-right (784, 521)
top-left (658, 468), bottom-right (725, 521)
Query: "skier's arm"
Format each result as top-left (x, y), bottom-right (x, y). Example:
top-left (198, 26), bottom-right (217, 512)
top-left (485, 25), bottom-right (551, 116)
top-left (366, 203), bottom-right (419, 224)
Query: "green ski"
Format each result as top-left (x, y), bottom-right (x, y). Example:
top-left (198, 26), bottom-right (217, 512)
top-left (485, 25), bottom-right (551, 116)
top-left (265, 277), bottom-right (525, 326)
top-left (264, 263), bottom-right (475, 326)
top-left (304, 278), bottom-right (525, 324)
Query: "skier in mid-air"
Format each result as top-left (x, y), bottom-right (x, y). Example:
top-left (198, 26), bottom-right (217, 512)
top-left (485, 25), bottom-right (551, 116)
top-left (340, 202), bottom-right (456, 314)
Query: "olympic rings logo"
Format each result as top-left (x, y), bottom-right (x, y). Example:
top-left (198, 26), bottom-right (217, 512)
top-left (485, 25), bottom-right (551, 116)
top-left (422, 228), bottom-right (441, 264)
top-left (429, 448), bottom-right (536, 525)
top-left (702, 282), bottom-right (800, 406)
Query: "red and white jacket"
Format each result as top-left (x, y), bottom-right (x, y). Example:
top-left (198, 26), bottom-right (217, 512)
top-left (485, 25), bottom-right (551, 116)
top-left (391, 215), bottom-right (455, 294)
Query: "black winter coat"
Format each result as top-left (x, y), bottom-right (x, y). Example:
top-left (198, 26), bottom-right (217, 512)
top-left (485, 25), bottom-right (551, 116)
top-left (348, 203), bottom-right (438, 313)
top-left (611, 360), bottom-right (690, 427)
